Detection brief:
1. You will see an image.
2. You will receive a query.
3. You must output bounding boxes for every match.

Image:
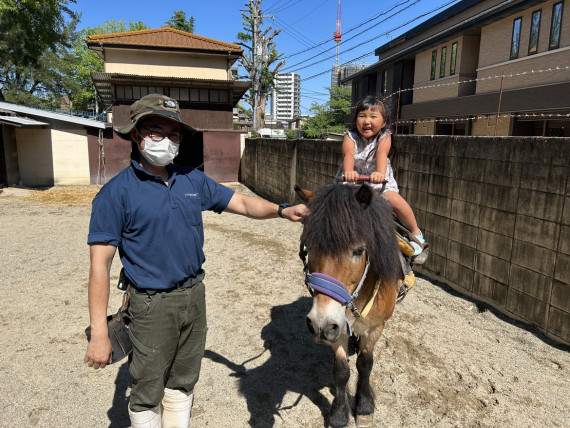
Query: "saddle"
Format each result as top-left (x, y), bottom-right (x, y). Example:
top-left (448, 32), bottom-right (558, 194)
top-left (394, 214), bottom-right (429, 302)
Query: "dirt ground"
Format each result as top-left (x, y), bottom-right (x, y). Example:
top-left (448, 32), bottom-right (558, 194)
top-left (0, 184), bottom-right (568, 428)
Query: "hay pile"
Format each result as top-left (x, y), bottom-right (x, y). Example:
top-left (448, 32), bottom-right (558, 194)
top-left (22, 186), bottom-right (100, 206)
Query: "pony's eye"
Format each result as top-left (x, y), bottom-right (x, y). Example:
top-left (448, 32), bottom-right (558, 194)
top-left (353, 247), bottom-right (366, 257)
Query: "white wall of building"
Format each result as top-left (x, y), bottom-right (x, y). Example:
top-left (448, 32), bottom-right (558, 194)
top-left (51, 127), bottom-right (91, 185)
top-left (270, 72), bottom-right (301, 126)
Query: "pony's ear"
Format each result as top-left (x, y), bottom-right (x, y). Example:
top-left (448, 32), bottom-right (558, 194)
top-left (355, 184), bottom-right (374, 209)
top-left (294, 185), bottom-right (314, 202)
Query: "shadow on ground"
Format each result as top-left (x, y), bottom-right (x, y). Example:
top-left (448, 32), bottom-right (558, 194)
top-left (204, 296), bottom-right (333, 427)
top-left (108, 363), bottom-right (131, 428)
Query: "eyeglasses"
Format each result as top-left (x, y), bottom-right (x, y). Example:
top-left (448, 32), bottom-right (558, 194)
top-left (140, 126), bottom-right (181, 143)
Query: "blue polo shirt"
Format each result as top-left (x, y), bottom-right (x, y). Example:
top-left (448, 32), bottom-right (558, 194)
top-left (88, 161), bottom-right (234, 290)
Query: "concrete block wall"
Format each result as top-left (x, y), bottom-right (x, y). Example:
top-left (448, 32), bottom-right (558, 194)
top-left (242, 136), bottom-right (570, 345)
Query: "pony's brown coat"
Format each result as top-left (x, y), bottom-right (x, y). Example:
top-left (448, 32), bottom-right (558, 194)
top-left (297, 183), bottom-right (402, 427)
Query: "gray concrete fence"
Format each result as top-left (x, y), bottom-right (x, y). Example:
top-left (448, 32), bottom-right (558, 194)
top-left (242, 136), bottom-right (570, 345)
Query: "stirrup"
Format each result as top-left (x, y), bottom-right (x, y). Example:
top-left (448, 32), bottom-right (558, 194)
top-left (411, 242), bottom-right (429, 265)
top-left (396, 282), bottom-right (407, 303)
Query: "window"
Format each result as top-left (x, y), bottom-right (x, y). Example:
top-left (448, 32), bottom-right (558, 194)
top-left (510, 17), bottom-right (522, 59)
top-left (549, 1), bottom-right (564, 50)
top-left (529, 10), bottom-right (542, 54)
top-left (440, 46), bottom-right (447, 78)
top-left (430, 50), bottom-right (437, 80)
top-left (450, 42), bottom-right (458, 75)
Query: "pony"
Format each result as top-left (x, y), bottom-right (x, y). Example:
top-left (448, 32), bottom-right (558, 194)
top-left (296, 182), bottom-right (403, 428)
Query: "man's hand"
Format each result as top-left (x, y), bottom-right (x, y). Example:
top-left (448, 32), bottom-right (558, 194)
top-left (280, 203), bottom-right (308, 222)
top-left (84, 330), bottom-right (113, 369)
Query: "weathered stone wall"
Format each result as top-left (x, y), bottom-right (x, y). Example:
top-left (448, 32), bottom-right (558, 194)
top-left (242, 136), bottom-right (570, 345)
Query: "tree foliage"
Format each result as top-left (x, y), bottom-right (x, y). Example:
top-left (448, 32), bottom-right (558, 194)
top-left (0, 0), bottom-right (79, 105)
top-left (302, 85), bottom-right (352, 139)
top-left (166, 10), bottom-right (194, 33)
top-left (237, 0), bottom-right (285, 130)
top-left (0, 4), bottom-right (200, 111)
top-left (69, 19), bottom-right (148, 111)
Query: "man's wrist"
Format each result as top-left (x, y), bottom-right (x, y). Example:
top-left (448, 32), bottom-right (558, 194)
top-left (277, 203), bottom-right (291, 218)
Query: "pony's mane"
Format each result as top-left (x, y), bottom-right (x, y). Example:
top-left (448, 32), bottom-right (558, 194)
top-left (301, 183), bottom-right (402, 282)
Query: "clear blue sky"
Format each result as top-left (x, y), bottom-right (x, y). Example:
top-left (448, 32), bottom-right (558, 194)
top-left (72, 0), bottom-right (457, 114)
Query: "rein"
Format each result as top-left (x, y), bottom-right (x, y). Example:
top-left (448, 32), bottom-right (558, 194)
top-left (299, 243), bottom-right (371, 319)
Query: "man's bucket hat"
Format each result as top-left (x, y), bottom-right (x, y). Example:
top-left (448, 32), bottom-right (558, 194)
top-left (114, 94), bottom-right (196, 141)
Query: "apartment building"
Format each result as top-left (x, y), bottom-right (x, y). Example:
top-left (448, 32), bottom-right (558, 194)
top-left (344, 0), bottom-right (570, 136)
top-left (270, 72), bottom-right (301, 128)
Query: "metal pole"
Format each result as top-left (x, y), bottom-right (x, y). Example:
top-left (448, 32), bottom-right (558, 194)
top-left (395, 88), bottom-right (401, 134)
top-left (494, 72), bottom-right (505, 136)
top-left (252, 12), bottom-right (258, 131)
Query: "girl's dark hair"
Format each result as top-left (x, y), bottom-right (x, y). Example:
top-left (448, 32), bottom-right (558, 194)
top-left (351, 95), bottom-right (392, 131)
top-left (351, 95), bottom-right (397, 161)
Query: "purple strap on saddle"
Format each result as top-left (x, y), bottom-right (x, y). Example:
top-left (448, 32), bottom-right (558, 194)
top-left (306, 273), bottom-right (353, 305)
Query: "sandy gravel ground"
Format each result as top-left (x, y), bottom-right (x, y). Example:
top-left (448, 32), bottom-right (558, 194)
top-left (0, 184), bottom-right (568, 428)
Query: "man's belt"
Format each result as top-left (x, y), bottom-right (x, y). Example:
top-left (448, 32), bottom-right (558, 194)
top-left (127, 269), bottom-right (205, 294)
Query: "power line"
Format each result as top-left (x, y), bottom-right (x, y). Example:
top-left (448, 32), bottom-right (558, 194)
top-left (292, 0), bottom-right (466, 82)
top-left (282, 0), bottom-right (421, 60)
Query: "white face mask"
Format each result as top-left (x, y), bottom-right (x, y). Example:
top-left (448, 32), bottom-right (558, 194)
top-left (140, 137), bottom-right (179, 166)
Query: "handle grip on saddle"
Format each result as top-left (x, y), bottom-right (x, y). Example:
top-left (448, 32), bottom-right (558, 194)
top-left (337, 175), bottom-right (387, 190)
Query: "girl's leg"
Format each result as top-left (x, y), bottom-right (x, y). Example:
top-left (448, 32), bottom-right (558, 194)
top-left (383, 191), bottom-right (421, 236)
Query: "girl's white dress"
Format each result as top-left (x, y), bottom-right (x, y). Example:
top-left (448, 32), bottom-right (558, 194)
top-left (336, 129), bottom-right (399, 192)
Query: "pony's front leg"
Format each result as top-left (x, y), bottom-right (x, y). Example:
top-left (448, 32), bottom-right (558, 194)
top-left (329, 340), bottom-right (350, 428)
top-left (354, 321), bottom-right (388, 427)
top-left (355, 350), bottom-right (375, 427)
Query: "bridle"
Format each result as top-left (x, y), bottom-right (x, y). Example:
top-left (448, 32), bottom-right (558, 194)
top-left (299, 242), bottom-right (371, 319)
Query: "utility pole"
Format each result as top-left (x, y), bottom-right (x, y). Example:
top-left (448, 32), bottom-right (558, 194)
top-left (239, 0), bottom-right (282, 131)
top-left (252, 12), bottom-right (258, 130)
top-left (246, 7), bottom-right (269, 130)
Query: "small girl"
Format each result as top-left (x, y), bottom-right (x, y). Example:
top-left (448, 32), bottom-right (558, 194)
top-left (336, 95), bottom-right (426, 256)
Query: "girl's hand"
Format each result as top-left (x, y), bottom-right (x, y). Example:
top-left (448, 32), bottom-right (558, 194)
top-left (344, 170), bottom-right (359, 182)
top-left (370, 171), bottom-right (385, 184)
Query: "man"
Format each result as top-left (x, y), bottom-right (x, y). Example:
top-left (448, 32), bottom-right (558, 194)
top-left (84, 94), bottom-right (306, 428)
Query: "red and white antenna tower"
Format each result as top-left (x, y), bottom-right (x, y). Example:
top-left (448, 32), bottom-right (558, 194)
top-left (333, 0), bottom-right (342, 67)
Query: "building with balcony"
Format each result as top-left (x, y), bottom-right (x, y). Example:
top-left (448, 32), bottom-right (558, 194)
top-left (344, 0), bottom-right (570, 136)
top-left (270, 72), bottom-right (301, 128)
top-left (86, 26), bottom-right (251, 182)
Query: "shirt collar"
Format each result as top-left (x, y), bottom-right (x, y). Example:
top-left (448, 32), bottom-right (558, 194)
top-left (130, 160), bottom-right (179, 181)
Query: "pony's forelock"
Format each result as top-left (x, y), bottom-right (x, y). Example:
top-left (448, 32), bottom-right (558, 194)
top-left (301, 183), bottom-right (401, 282)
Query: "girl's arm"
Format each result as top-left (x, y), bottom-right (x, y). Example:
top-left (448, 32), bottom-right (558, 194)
top-left (342, 134), bottom-right (359, 181)
top-left (371, 132), bottom-right (392, 184)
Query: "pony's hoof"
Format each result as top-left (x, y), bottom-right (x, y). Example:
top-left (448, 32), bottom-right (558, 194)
top-left (355, 413), bottom-right (374, 427)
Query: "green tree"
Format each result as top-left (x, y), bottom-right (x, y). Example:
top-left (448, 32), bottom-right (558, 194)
top-left (285, 129), bottom-right (297, 139)
top-left (166, 10), bottom-right (194, 33)
top-left (69, 19), bottom-right (148, 111)
top-left (237, 0), bottom-right (285, 130)
top-left (302, 85), bottom-right (352, 138)
top-left (0, 0), bottom-right (79, 104)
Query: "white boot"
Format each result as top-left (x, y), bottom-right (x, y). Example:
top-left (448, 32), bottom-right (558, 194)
top-left (161, 387), bottom-right (194, 428)
top-left (128, 405), bottom-right (161, 428)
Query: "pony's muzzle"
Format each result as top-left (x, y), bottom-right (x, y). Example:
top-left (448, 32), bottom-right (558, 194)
top-left (306, 315), bottom-right (342, 344)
